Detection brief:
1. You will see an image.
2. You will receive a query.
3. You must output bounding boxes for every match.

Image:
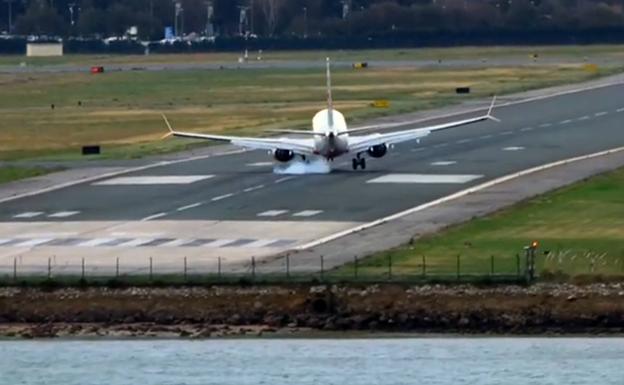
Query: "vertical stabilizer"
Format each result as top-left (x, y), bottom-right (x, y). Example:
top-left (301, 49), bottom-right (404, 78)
top-left (326, 57), bottom-right (334, 128)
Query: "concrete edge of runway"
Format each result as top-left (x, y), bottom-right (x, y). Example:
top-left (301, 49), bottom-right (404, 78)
top-left (261, 146), bottom-right (624, 272)
top-left (295, 145), bottom-right (624, 251)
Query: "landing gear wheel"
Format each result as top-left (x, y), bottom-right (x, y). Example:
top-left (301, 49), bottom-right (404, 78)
top-left (352, 157), bottom-right (366, 170)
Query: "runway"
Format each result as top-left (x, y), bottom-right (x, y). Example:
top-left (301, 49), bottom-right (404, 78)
top-left (1, 81), bottom-right (623, 275)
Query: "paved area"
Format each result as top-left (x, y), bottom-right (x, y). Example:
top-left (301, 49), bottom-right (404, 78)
top-left (1, 76), bottom-right (624, 276)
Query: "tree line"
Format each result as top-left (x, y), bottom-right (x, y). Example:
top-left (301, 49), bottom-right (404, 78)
top-left (3, 0), bottom-right (624, 40)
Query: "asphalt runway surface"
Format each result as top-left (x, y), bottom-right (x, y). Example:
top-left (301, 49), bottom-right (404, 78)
top-left (0, 82), bottom-right (623, 275)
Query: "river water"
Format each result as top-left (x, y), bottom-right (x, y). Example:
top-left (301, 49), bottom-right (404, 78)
top-left (1, 338), bottom-right (622, 385)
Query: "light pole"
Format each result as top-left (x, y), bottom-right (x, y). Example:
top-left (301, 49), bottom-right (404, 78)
top-left (173, 1), bottom-right (182, 37)
top-left (68, 3), bottom-right (77, 26)
top-left (4, 0), bottom-right (15, 34)
top-left (204, 1), bottom-right (214, 37)
top-left (303, 6), bottom-right (307, 38)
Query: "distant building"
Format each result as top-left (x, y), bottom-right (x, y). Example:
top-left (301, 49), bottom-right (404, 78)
top-left (26, 43), bottom-right (63, 57)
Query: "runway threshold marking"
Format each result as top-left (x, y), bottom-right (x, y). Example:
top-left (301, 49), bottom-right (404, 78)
top-left (577, 116), bottom-right (590, 121)
top-left (94, 175), bottom-right (214, 185)
top-left (257, 210), bottom-right (289, 217)
top-left (617, 108), bottom-right (624, 113)
top-left (539, 123), bottom-right (552, 128)
top-left (13, 212), bottom-right (44, 219)
top-left (367, 174), bottom-right (482, 184)
top-left (559, 119), bottom-right (572, 125)
top-left (431, 161), bottom-right (457, 166)
top-left (503, 146), bottom-right (525, 151)
top-left (594, 111), bottom-right (608, 117)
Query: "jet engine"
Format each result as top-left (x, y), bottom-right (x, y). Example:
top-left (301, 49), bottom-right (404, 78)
top-left (367, 144), bottom-right (388, 158)
top-left (274, 149), bottom-right (295, 162)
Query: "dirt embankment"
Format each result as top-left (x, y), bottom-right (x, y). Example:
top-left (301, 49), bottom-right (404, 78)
top-left (1, 283), bottom-right (623, 338)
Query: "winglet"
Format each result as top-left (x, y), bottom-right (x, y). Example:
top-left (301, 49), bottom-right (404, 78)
top-left (161, 113), bottom-right (174, 139)
top-left (486, 95), bottom-right (501, 122)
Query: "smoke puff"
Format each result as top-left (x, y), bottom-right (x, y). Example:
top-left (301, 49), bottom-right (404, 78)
top-left (273, 158), bottom-right (332, 175)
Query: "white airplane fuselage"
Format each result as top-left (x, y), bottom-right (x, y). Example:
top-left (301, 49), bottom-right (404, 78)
top-left (312, 109), bottom-right (349, 159)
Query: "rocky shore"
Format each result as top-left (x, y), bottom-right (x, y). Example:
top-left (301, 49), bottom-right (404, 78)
top-left (1, 283), bottom-right (623, 338)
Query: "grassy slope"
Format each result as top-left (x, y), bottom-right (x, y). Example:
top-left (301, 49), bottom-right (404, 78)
top-left (344, 168), bottom-right (624, 278)
top-left (0, 62), bottom-right (617, 161)
top-left (0, 166), bottom-right (56, 184)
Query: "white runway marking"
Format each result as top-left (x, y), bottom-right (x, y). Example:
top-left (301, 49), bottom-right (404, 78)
top-left (433, 143), bottom-right (449, 148)
top-left (539, 123), bottom-right (552, 128)
top-left (211, 193), bottom-right (234, 201)
top-left (246, 162), bottom-right (273, 167)
top-left (257, 210), bottom-right (289, 217)
top-left (410, 148), bottom-right (426, 152)
top-left (177, 202), bottom-right (203, 211)
top-left (94, 175), bottom-right (214, 185)
top-left (159, 239), bottom-right (191, 247)
top-left (242, 239), bottom-right (280, 248)
top-left (14, 238), bottom-right (53, 247)
top-left (367, 174), bottom-right (482, 184)
top-left (503, 146), bottom-right (525, 151)
top-left (77, 238), bottom-right (116, 247)
top-left (204, 239), bottom-right (236, 248)
top-left (141, 213), bottom-right (167, 221)
top-left (559, 119), bottom-right (572, 125)
top-left (456, 139), bottom-right (471, 144)
top-left (577, 115), bottom-right (590, 121)
top-left (500, 131), bottom-right (514, 136)
top-left (13, 212), bottom-right (44, 219)
top-left (116, 238), bottom-right (156, 247)
top-left (293, 210), bottom-right (323, 217)
top-left (595, 111), bottom-right (608, 117)
top-left (430, 161), bottom-right (457, 166)
top-left (617, 108), bottom-right (624, 113)
top-left (243, 185), bottom-right (265, 192)
top-left (479, 134), bottom-right (493, 139)
top-left (48, 211), bottom-right (80, 218)
top-left (274, 176), bottom-right (295, 184)
top-left (519, 127), bottom-right (534, 132)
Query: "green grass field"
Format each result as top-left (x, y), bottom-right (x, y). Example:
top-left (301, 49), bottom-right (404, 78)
top-left (1, 56), bottom-right (619, 161)
top-left (0, 166), bottom-right (58, 184)
top-left (339, 168), bottom-right (624, 280)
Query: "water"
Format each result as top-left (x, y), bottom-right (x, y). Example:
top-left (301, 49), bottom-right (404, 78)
top-left (1, 338), bottom-right (622, 385)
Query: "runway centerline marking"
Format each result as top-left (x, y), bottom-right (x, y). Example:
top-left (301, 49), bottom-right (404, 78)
top-left (503, 146), bottom-right (525, 151)
top-left (539, 123), bottom-right (552, 128)
top-left (617, 108), bottom-right (624, 112)
top-left (177, 202), bottom-right (203, 212)
top-left (456, 139), bottom-right (471, 144)
top-left (431, 161), bottom-right (457, 166)
top-left (274, 177), bottom-right (296, 184)
top-left (257, 210), bottom-right (289, 217)
top-left (479, 134), bottom-right (493, 139)
top-left (293, 210), bottom-right (323, 217)
top-left (500, 131), bottom-right (513, 136)
top-left (367, 174), bottom-right (483, 184)
top-left (211, 193), bottom-right (235, 201)
top-left (410, 148), bottom-right (426, 152)
top-left (433, 143), bottom-right (449, 148)
top-left (577, 115), bottom-right (590, 121)
top-left (246, 162), bottom-right (273, 167)
top-left (48, 211), bottom-right (80, 218)
top-left (13, 212), bottom-right (44, 219)
top-left (519, 127), bottom-right (534, 132)
top-left (243, 185), bottom-right (265, 193)
top-left (141, 212), bottom-right (168, 221)
top-left (594, 111), bottom-right (608, 117)
top-left (94, 175), bottom-right (214, 185)
top-left (559, 119), bottom-right (572, 125)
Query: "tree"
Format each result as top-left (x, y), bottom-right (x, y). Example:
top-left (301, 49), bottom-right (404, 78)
top-left (259, 0), bottom-right (285, 36)
top-left (15, 0), bottom-right (66, 36)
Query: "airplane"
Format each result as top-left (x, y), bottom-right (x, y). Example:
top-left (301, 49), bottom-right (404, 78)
top-left (162, 58), bottom-right (499, 171)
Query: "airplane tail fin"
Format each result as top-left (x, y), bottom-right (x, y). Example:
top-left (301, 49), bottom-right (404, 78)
top-left (326, 57), bottom-right (334, 128)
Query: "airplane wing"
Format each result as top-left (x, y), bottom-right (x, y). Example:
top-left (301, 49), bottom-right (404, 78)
top-left (348, 97), bottom-right (499, 154)
top-left (161, 114), bottom-right (317, 155)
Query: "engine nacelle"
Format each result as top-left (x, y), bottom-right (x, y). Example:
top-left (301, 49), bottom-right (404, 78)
top-left (274, 149), bottom-right (295, 162)
top-left (367, 144), bottom-right (388, 158)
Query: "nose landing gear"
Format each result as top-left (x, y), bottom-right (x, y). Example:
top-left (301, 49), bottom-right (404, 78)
top-left (352, 157), bottom-right (366, 170)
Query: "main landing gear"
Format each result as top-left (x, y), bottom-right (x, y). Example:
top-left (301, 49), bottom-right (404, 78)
top-left (352, 157), bottom-right (366, 170)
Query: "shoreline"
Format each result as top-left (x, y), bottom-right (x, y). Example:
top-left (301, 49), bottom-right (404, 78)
top-left (2, 283), bottom-right (623, 339)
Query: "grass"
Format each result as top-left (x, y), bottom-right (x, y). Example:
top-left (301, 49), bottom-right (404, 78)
top-left (0, 58), bottom-right (619, 161)
top-left (0, 166), bottom-right (58, 184)
top-left (338, 168), bottom-right (624, 280)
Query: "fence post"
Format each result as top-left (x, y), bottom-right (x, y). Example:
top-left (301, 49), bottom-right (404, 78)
top-left (218, 257), bottom-right (222, 279)
top-left (183, 257), bottom-right (187, 281)
top-left (286, 254), bottom-right (290, 279)
top-left (149, 257), bottom-right (153, 281)
top-left (354, 256), bottom-right (358, 279)
top-left (48, 257), bottom-right (52, 279)
top-left (320, 255), bottom-right (324, 281)
top-left (251, 256), bottom-right (256, 280)
top-left (456, 254), bottom-right (460, 281)
top-left (490, 255), bottom-right (494, 276)
top-left (116, 257), bottom-right (120, 278)
top-left (422, 255), bottom-right (426, 278)
top-left (81, 258), bottom-right (85, 280)
top-left (388, 254), bottom-right (392, 280)
top-left (13, 257), bottom-right (17, 282)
